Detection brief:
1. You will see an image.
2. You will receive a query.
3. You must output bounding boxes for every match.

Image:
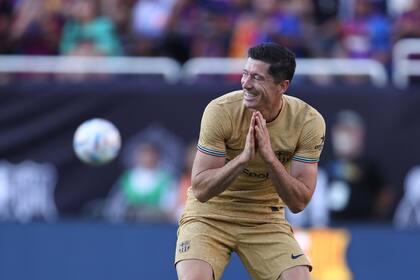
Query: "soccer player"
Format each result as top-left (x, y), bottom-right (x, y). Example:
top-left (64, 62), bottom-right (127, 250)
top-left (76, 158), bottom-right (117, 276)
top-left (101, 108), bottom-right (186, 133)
top-left (175, 42), bottom-right (326, 280)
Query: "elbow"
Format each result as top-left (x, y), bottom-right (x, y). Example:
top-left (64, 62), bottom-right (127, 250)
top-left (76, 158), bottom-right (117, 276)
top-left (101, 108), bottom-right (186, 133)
top-left (191, 182), bottom-right (210, 203)
top-left (289, 206), bottom-right (304, 214)
top-left (288, 202), bottom-right (307, 214)
top-left (287, 189), bottom-right (313, 213)
top-left (194, 192), bottom-right (209, 203)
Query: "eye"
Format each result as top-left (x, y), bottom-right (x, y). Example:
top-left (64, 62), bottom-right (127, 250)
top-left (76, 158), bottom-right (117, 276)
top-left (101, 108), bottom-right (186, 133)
top-left (253, 74), bottom-right (263, 81)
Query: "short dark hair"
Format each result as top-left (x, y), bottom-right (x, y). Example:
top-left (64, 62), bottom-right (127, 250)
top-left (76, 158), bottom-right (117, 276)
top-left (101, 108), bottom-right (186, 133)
top-left (248, 42), bottom-right (296, 83)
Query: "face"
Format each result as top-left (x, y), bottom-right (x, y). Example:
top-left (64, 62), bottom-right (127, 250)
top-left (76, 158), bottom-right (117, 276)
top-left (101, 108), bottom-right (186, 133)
top-left (136, 144), bottom-right (159, 169)
top-left (332, 124), bottom-right (364, 159)
top-left (355, 0), bottom-right (371, 16)
top-left (241, 58), bottom-right (286, 114)
top-left (74, 0), bottom-right (95, 22)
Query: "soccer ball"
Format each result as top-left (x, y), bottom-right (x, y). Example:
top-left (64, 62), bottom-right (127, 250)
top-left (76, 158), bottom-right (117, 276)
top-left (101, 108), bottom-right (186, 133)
top-left (73, 118), bottom-right (121, 165)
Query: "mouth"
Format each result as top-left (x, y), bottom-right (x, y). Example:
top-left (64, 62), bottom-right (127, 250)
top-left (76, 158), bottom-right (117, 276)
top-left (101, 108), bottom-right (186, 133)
top-left (243, 90), bottom-right (258, 101)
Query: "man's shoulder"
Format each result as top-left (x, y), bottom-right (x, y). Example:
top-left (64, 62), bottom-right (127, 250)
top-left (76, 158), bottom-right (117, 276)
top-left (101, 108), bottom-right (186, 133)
top-left (284, 94), bottom-right (311, 110)
top-left (209, 90), bottom-right (244, 107)
top-left (201, 91), bottom-right (243, 125)
top-left (284, 94), bottom-right (324, 120)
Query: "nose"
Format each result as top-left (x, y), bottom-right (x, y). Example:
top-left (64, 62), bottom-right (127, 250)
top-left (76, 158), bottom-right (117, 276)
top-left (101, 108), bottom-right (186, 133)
top-left (241, 75), bottom-right (252, 89)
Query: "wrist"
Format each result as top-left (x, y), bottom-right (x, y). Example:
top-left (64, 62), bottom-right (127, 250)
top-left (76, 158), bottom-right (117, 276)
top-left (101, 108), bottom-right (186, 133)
top-left (262, 151), bottom-right (277, 165)
top-left (237, 152), bottom-right (250, 166)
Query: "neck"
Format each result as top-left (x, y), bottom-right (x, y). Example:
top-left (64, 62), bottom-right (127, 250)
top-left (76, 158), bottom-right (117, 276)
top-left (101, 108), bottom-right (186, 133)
top-left (261, 96), bottom-right (283, 123)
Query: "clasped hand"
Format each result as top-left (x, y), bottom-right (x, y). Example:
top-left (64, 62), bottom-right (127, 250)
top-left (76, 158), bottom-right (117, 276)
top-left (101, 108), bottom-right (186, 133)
top-left (239, 111), bottom-right (275, 164)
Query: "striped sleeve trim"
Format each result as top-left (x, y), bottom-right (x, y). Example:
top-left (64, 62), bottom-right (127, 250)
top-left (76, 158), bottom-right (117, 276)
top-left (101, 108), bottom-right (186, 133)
top-left (292, 155), bottom-right (319, 163)
top-left (197, 144), bottom-right (226, 157)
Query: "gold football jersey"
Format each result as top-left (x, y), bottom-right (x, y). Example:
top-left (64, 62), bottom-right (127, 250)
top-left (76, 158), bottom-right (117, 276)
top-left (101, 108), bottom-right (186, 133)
top-left (183, 90), bottom-right (326, 222)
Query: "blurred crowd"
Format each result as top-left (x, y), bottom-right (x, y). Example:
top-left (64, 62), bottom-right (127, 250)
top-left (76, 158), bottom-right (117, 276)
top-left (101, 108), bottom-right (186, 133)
top-left (1, 0), bottom-right (420, 66)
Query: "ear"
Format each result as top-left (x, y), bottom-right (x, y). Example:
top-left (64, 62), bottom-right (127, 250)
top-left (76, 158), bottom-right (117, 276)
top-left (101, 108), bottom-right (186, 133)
top-left (278, 80), bottom-right (290, 94)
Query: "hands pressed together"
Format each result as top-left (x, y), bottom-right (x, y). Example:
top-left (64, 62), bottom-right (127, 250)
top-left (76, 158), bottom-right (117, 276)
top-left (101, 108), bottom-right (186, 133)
top-left (239, 111), bottom-right (276, 164)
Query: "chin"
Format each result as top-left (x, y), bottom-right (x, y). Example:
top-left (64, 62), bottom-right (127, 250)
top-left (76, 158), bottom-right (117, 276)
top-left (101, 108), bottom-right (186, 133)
top-left (243, 99), bottom-right (259, 110)
top-left (243, 100), bottom-right (253, 108)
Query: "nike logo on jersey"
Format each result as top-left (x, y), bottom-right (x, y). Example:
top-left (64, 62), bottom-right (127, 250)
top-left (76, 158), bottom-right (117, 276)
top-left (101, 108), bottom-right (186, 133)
top-left (291, 253), bottom-right (304, 260)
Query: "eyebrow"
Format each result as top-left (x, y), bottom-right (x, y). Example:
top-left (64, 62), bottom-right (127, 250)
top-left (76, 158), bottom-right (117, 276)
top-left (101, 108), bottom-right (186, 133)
top-left (243, 69), bottom-right (268, 79)
top-left (243, 69), bottom-right (265, 76)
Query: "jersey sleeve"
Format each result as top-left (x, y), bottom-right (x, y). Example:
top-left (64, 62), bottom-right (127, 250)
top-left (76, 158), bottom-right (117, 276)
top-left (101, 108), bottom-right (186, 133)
top-left (197, 101), bottom-right (230, 157)
top-left (292, 109), bottom-right (326, 163)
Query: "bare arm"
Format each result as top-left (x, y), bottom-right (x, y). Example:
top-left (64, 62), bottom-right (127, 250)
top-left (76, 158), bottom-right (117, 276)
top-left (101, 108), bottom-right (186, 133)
top-left (254, 112), bottom-right (318, 213)
top-left (265, 158), bottom-right (317, 213)
top-left (191, 114), bottom-right (257, 202)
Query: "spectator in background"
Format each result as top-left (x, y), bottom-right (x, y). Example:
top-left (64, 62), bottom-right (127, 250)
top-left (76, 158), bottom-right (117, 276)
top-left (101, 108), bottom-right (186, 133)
top-left (163, 0), bottom-right (241, 61)
top-left (387, 0), bottom-right (414, 18)
top-left (188, 1), bottom-right (233, 58)
top-left (0, 0), bottom-right (13, 54)
top-left (229, 0), bottom-right (305, 58)
top-left (162, 0), bottom-right (200, 62)
top-left (308, 0), bottom-right (340, 58)
top-left (105, 142), bottom-right (178, 222)
top-left (99, 0), bottom-right (136, 54)
top-left (336, 0), bottom-right (391, 66)
top-left (100, 0), bottom-right (135, 33)
top-left (0, 0), bottom-right (13, 83)
top-left (393, 166), bottom-right (420, 228)
top-left (392, 0), bottom-right (420, 41)
top-left (103, 125), bottom-right (183, 223)
top-left (121, 142), bottom-right (177, 220)
top-left (275, 0), bottom-right (312, 57)
top-left (293, 0), bottom-right (341, 85)
top-left (325, 110), bottom-right (395, 223)
top-left (7, 0), bottom-right (64, 81)
top-left (130, 0), bottom-right (177, 56)
top-left (10, 0), bottom-right (63, 55)
top-left (60, 0), bottom-right (122, 56)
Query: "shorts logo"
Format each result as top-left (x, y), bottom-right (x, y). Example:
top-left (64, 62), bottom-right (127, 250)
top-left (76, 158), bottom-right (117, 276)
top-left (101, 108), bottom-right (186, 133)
top-left (291, 253), bottom-right (304, 260)
top-left (179, 240), bottom-right (191, 253)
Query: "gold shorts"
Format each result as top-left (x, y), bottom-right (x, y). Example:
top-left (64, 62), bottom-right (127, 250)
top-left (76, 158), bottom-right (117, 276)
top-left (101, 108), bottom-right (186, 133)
top-left (174, 217), bottom-right (311, 280)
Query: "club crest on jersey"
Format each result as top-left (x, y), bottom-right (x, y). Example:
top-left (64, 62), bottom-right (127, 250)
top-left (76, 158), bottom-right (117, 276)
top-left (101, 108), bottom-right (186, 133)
top-left (314, 135), bottom-right (326, 151)
top-left (275, 151), bottom-right (293, 163)
top-left (179, 240), bottom-right (191, 253)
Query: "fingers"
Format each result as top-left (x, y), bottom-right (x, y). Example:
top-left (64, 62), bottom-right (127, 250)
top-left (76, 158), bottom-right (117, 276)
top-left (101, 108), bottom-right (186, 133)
top-left (242, 112), bottom-right (256, 161)
top-left (249, 113), bottom-right (256, 149)
top-left (245, 111), bottom-right (267, 153)
top-left (246, 112), bottom-right (273, 162)
top-left (249, 112), bottom-right (256, 131)
top-left (258, 111), bottom-right (266, 127)
top-left (247, 113), bottom-right (255, 141)
top-left (254, 111), bottom-right (266, 138)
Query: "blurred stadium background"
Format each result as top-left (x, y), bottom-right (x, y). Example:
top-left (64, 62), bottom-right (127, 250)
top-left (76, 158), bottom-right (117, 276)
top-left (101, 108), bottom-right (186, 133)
top-left (1, 0), bottom-right (420, 279)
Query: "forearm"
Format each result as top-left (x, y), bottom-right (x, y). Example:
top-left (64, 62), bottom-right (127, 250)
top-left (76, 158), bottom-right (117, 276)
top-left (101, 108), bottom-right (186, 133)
top-left (265, 156), bottom-right (313, 213)
top-left (192, 155), bottom-right (247, 203)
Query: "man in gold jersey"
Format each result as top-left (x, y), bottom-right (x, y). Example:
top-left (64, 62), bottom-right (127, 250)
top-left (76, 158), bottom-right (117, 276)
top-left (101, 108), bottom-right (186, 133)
top-left (175, 42), bottom-right (326, 280)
